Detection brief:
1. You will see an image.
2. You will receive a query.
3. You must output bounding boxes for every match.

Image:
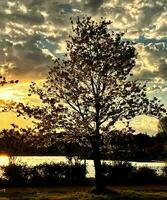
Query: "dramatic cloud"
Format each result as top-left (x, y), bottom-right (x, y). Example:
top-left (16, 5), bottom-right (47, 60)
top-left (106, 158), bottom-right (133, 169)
top-left (84, 0), bottom-right (104, 14)
top-left (0, 0), bottom-right (166, 83)
top-left (133, 42), bottom-right (167, 81)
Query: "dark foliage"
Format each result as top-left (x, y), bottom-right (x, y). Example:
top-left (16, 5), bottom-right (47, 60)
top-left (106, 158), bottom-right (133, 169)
top-left (0, 128), bottom-right (165, 161)
top-left (102, 162), bottom-right (162, 185)
top-left (102, 162), bottom-right (135, 185)
top-left (2, 164), bottom-right (27, 186)
top-left (1, 163), bottom-right (87, 187)
top-left (1, 162), bottom-right (167, 187)
top-left (132, 167), bottom-right (158, 185)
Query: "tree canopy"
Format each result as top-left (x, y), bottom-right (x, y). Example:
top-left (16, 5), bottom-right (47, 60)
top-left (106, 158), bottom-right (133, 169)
top-left (16, 16), bottom-right (166, 192)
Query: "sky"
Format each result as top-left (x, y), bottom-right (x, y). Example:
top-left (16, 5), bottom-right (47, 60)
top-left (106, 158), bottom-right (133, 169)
top-left (0, 0), bottom-right (166, 134)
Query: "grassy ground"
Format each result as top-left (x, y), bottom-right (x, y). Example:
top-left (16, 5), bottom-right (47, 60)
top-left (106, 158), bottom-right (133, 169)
top-left (0, 185), bottom-right (167, 200)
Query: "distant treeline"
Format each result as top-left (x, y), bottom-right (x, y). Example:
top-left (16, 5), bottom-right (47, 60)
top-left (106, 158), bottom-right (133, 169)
top-left (0, 128), bottom-right (166, 161)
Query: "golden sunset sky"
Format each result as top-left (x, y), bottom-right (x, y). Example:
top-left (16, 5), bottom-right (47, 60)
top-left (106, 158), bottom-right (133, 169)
top-left (0, 0), bottom-right (166, 135)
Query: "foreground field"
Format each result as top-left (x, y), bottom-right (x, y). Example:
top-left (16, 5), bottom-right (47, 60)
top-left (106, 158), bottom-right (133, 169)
top-left (0, 186), bottom-right (167, 200)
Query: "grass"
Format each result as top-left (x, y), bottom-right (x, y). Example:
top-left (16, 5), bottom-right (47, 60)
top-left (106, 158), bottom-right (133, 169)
top-left (0, 186), bottom-right (167, 200)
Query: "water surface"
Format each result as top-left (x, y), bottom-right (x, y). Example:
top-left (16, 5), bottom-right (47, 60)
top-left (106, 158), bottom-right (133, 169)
top-left (0, 156), bottom-right (166, 177)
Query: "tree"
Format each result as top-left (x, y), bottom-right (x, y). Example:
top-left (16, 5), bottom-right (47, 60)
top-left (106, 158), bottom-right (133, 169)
top-left (0, 126), bottom-right (33, 164)
top-left (158, 117), bottom-right (167, 136)
top-left (157, 117), bottom-right (167, 157)
top-left (157, 117), bottom-right (167, 142)
top-left (16, 17), bottom-right (166, 192)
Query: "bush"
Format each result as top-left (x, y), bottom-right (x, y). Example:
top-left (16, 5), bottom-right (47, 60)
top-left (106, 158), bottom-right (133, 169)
top-left (102, 162), bottom-right (135, 184)
top-left (2, 164), bottom-right (27, 186)
top-left (160, 165), bottom-right (167, 183)
top-left (0, 162), bottom-right (164, 186)
top-left (133, 167), bottom-right (158, 184)
top-left (162, 166), bottom-right (167, 177)
top-left (1, 162), bottom-right (87, 186)
top-left (102, 162), bottom-right (159, 185)
top-left (30, 162), bottom-right (87, 186)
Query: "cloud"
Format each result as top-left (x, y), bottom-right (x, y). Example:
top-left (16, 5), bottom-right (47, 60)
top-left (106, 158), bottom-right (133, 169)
top-left (133, 42), bottom-right (167, 81)
top-left (84, 0), bottom-right (104, 14)
top-left (99, 0), bottom-right (167, 40)
top-left (0, 34), bottom-right (53, 80)
top-left (0, 0), bottom-right (166, 84)
top-left (153, 11), bottom-right (167, 38)
top-left (130, 115), bottom-right (159, 135)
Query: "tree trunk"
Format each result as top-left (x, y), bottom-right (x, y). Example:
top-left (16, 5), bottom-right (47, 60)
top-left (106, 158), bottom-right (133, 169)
top-left (92, 101), bottom-right (104, 193)
top-left (93, 145), bottom-right (104, 193)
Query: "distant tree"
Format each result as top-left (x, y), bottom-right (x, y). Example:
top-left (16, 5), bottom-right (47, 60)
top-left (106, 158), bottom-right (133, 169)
top-left (156, 117), bottom-right (167, 157)
top-left (16, 17), bottom-right (166, 192)
top-left (109, 132), bottom-right (162, 161)
top-left (158, 117), bottom-right (167, 136)
top-left (132, 133), bottom-right (154, 160)
top-left (108, 129), bottom-right (135, 160)
top-left (0, 126), bottom-right (33, 164)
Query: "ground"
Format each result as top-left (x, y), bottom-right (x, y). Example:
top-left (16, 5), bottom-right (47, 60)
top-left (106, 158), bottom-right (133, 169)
top-left (0, 186), bottom-right (167, 200)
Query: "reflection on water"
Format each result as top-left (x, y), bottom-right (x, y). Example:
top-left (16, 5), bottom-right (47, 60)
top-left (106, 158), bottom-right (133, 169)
top-left (0, 155), bottom-right (9, 166)
top-left (0, 156), bottom-right (166, 177)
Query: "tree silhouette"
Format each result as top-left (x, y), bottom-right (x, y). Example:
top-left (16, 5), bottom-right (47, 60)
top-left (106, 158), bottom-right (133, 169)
top-left (16, 17), bottom-right (166, 192)
top-left (157, 117), bottom-right (167, 150)
top-left (158, 117), bottom-right (167, 134)
top-left (0, 126), bottom-right (32, 164)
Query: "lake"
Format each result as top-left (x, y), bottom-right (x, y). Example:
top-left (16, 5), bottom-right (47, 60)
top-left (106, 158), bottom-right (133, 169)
top-left (0, 156), bottom-right (166, 177)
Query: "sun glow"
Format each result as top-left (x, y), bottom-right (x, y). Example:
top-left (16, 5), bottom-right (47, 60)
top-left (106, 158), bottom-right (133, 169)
top-left (0, 90), bottom-right (18, 101)
top-left (0, 83), bottom-right (29, 103)
top-left (0, 82), bottom-right (39, 130)
top-left (0, 154), bottom-right (9, 166)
